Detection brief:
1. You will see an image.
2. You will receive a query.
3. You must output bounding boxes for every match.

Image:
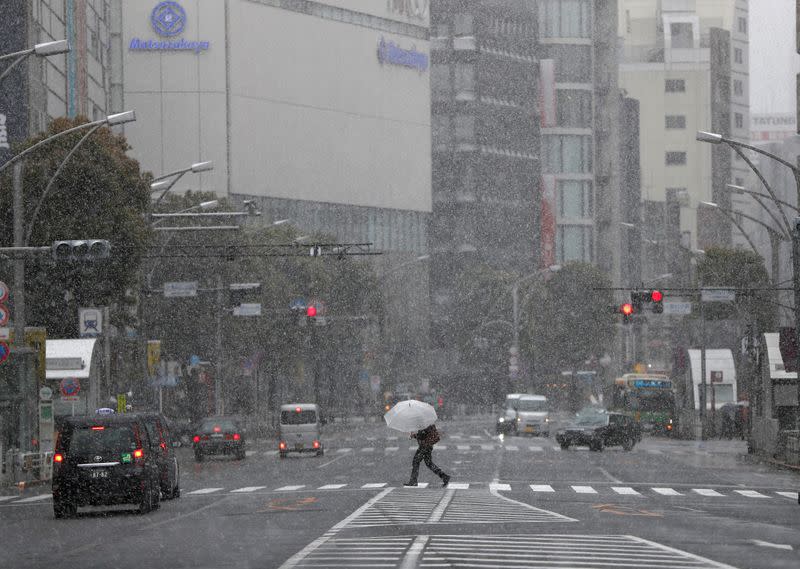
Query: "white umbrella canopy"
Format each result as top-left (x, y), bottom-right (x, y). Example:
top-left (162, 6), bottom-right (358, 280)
top-left (384, 399), bottom-right (438, 432)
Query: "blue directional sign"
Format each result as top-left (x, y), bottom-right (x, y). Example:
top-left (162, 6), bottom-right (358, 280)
top-left (0, 341), bottom-right (9, 365)
top-left (290, 297), bottom-right (307, 310)
top-left (189, 354), bottom-right (201, 366)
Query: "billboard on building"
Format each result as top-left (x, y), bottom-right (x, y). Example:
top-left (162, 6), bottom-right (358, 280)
top-left (751, 113), bottom-right (796, 142)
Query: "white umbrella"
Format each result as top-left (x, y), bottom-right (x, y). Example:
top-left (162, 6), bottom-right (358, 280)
top-left (384, 399), bottom-right (437, 432)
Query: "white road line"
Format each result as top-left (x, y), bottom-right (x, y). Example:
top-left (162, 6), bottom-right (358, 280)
top-left (230, 486), bottom-right (267, 493)
top-left (275, 485), bottom-right (305, 492)
top-left (360, 447), bottom-right (375, 453)
top-left (318, 484), bottom-right (347, 490)
top-left (652, 487), bottom-right (683, 496)
top-left (571, 485), bottom-right (597, 494)
top-left (612, 486), bottom-right (641, 496)
top-left (436, 445), bottom-right (448, 450)
top-left (366, 437), bottom-right (377, 441)
top-left (265, 450), bottom-right (278, 457)
top-left (530, 484), bottom-right (555, 492)
top-left (405, 483), bottom-right (429, 488)
top-left (529, 446), bottom-right (543, 452)
top-left (551, 445), bottom-right (562, 451)
top-left (752, 539), bottom-right (793, 550)
top-left (361, 483), bottom-right (387, 489)
top-left (504, 445), bottom-right (518, 451)
top-left (14, 494), bottom-right (52, 503)
top-left (384, 446), bottom-right (399, 452)
top-left (387, 436), bottom-right (398, 441)
top-left (0, 496), bottom-right (17, 502)
top-left (693, 488), bottom-right (724, 497)
top-left (450, 434), bottom-right (463, 439)
top-left (400, 535), bottom-right (429, 569)
top-left (447, 483), bottom-right (469, 490)
top-left (735, 489), bottom-right (770, 498)
top-left (489, 483), bottom-right (511, 492)
top-left (480, 444), bottom-right (495, 451)
top-left (186, 488), bottom-right (223, 495)
top-left (469, 435), bottom-right (482, 439)
top-left (245, 450), bottom-right (256, 457)
top-left (776, 491), bottom-right (799, 499)
top-left (409, 445), bottom-right (417, 451)
top-left (428, 489), bottom-right (455, 523)
top-left (335, 448), bottom-right (352, 453)
top-left (456, 445), bottom-right (470, 451)
top-left (646, 449), bottom-right (664, 455)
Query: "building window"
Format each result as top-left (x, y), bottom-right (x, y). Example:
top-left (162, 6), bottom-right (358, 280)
top-left (454, 63), bottom-right (475, 99)
top-left (544, 135), bottom-right (592, 173)
top-left (665, 115), bottom-right (686, 129)
top-left (539, 0), bottom-right (591, 38)
top-left (670, 22), bottom-right (693, 49)
top-left (738, 17), bottom-right (747, 35)
top-left (454, 115), bottom-right (475, 143)
top-left (734, 113), bottom-right (744, 129)
top-left (557, 225), bottom-right (592, 262)
top-left (665, 79), bottom-right (685, 92)
top-left (431, 64), bottom-right (451, 101)
top-left (556, 90), bottom-right (592, 128)
top-left (734, 47), bottom-right (743, 64)
top-left (733, 79), bottom-right (743, 97)
top-left (558, 180), bottom-right (593, 218)
top-left (432, 115), bottom-right (452, 151)
top-left (665, 151), bottom-right (687, 165)
top-left (539, 44), bottom-right (592, 83)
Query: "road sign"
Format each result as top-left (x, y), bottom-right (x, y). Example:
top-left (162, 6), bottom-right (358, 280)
top-left (0, 341), bottom-right (9, 364)
top-left (701, 288), bottom-right (736, 302)
top-left (163, 281), bottom-right (198, 297)
top-left (710, 370), bottom-right (724, 383)
top-left (0, 305), bottom-right (8, 326)
top-left (117, 393), bottom-right (127, 413)
top-left (39, 386), bottom-right (53, 401)
top-left (233, 303), bottom-right (262, 316)
top-left (290, 297), bottom-right (306, 310)
top-left (0, 327), bottom-right (8, 340)
top-left (189, 354), bottom-right (201, 366)
top-left (59, 377), bottom-right (81, 397)
top-left (0, 281), bottom-right (8, 303)
top-left (79, 307), bottom-right (103, 336)
top-left (60, 395), bottom-right (80, 402)
top-left (663, 301), bottom-right (692, 315)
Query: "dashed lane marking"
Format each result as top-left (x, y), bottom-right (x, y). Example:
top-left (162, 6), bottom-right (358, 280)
top-left (693, 488), bottom-right (724, 497)
top-left (734, 490), bottom-right (770, 498)
top-left (361, 447), bottom-right (375, 453)
top-left (335, 448), bottom-right (352, 454)
top-left (230, 486), bottom-right (267, 493)
top-left (652, 487), bottom-right (683, 496)
top-left (186, 488), bottom-right (224, 495)
top-left (362, 483), bottom-right (388, 489)
top-left (489, 483), bottom-right (511, 492)
top-left (776, 491), bottom-right (799, 500)
top-left (318, 484), bottom-right (347, 490)
top-left (384, 446), bottom-right (399, 452)
top-left (456, 445), bottom-right (470, 451)
top-left (612, 487), bottom-right (642, 496)
top-left (572, 485), bottom-right (598, 494)
top-left (276, 485), bottom-right (305, 492)
top-left (530, 484), bottom-right (555, 492)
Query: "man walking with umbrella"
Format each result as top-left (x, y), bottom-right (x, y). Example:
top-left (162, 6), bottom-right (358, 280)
top-left (383, 398), bottom-right (450, 487)
top-left (406, 423), bottom-right (450, 487)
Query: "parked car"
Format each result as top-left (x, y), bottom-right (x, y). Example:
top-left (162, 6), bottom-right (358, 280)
top-left (279, 403), bottom-right (324, 458)
top-left (138, 412), bottom-right (180, 499)
top-left (192, 416), bottom-right (246, 461)
top-left (52, 414), bottom-right (161, 518)
top-left (556, 410), bottom-right (641, 451)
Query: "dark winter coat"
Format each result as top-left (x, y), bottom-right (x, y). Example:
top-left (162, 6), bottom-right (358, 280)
top-left (412, 425), bottom-right (440, 447)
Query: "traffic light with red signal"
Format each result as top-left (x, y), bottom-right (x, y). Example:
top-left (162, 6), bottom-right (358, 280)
top-left (631, 289), bottom-right (665, 314)
top-left (650, 290), bottom-right (664, 314)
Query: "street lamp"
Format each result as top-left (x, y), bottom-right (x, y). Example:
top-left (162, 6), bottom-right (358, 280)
top-left (697, 129), bottom-right (800, 432)
top-left (0, 40), bottom-right (70, 84)
top-left (150, 160), bottom-right (214, 205)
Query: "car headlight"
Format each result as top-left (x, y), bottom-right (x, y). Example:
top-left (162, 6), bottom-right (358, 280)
top-left (516, 417), bottom-right (521, 422)
top-left (498, 417), bottom-right (505, 423)
top-left (545, 417), bottom-right (550, 423)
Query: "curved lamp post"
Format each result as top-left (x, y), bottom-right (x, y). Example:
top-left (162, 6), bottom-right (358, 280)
top-left (150, 161), bottom-right (214, 205)
top-left (697, 129), bottom-right (800, 431)
top-left (0, 40), bottom-right (69, 84)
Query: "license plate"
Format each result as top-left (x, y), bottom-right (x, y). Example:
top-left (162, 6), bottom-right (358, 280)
top-left (211, 434), bottom-right (223, 439)
top-left (295, 443), bottom-right (304, 450)
top-left (90, 470), bottom-right (108, 479)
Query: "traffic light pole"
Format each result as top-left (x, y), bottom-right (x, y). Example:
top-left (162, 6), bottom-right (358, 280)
top-left (12, 162), bottom-right (32, 451)
top-left (215, 273), bottom-right (224, 415)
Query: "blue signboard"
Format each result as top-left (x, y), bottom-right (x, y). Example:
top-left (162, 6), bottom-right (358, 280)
top-left (377, 37), bottom-right (428, 72)
top-left (632, 379), bottom-right (671, 389)
top-left (129, 1), bottom-right (210, 54)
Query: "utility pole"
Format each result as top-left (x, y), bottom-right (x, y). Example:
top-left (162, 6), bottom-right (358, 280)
top-left (699, 281), bottom-right (707, 441)
top-left (215, 273), bottom-right (224, 415)
top-left (12, 162), bottom-right (32, 451)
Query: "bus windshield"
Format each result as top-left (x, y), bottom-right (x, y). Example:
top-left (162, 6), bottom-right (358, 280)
top-left (517, 399), bottom-right (548, 412)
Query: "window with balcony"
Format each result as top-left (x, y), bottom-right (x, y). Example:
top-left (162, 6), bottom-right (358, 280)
top-left (665, 79), bottom-right (685, 92)
top-left (539, 44), bottom-right (592, 83)
top-left (539, 0), bottom-right (591, 38)
top-left (557, 225), bottom-right (592, 262)
top-left (557, 91), bottom-right (592, 128)
top-left (544, 135), bottom-right (592, 173)
top-left (559, 180), bottom-right (593, 218)
top-left (454, 63), bottom-right (475, 100)
top-left (665, 115), bottom-right (686, 129)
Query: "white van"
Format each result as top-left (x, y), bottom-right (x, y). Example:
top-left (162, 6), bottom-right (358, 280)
top-left (496, 394), bottom-right (550, 437)
top-left (278, 403), bottom-right (324, 458)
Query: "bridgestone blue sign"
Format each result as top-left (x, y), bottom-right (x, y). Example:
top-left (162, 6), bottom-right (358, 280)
top-left (377, 37), bottom-right (428, 72)
top-left (129, 1), bottom-right (210, 54)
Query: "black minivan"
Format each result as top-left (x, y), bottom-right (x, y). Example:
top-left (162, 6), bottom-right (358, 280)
top-left (52, 414), bottom-right (161, 517)
top-left (139, 412), bottom-right (181, 499)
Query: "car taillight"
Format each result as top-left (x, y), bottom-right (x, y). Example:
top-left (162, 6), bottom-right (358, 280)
top-left (233, 433), bottom-right (240, 441)
top-left (91, 426), bottom-right (105, 431)
top-left (279, 441), bottom-right (287, 450)
top-left (312, 440), bottom-right (320, 449)
top-left (53, 453), bottom-right (63, 463)
top-left (133, 448), bottom-right (144, 459)
top-left (667, 424), bottom-right (673, 431)
top-left (193, 435), bottom-right (200, 443)
top-left (213, 426), bottom-right (221, 433)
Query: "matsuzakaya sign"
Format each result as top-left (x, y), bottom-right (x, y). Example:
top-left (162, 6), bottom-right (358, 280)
top-left (130, 1), bottom-right (210, 54)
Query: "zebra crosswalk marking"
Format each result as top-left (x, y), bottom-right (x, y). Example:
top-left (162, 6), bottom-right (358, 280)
top-left (230, 486), bottom-right (266, 493)
top-left (776, 491), bottom-right (798, 499)
top-left (436, 445), bottom-right (448, 450)
top-left (447, 483), bottom-right (470, 490)
top-left (735, 490), bottom-right (770, 498)
top-left (335, 448), bottom-right (352, 454)
top-left (612, 486), bottom-right (641, 496)
top-left (530, 484), bottom-right (555, 492)
top-left (318, 484), bottom-right (347, 490)
top-left (572, 485), bottom-right (598, 494)
top-left (530, 445), bottom-right (543, 451)
top-left (652, 487), bottom-right (683, 496)
top-left (360, 447), bottom-right (374, 453)
top-left (186, 488), bottom-right (223, 495)
top-left (489, 483), bottom-right (511, 492)
top-left (276, 485), bottom-right (305, 492)
top-left (693, 488), bottom-right (724, 497)
top-left (384, 446), bottom-right (399, 452)
top-left (504, 445), bottom-right (518, 451)
top-left (361, 483), bottom-right (387, 489)
top-left (456, 445), bottom-right (470, 450)
top-left (480, 444), bottom-right (494, 450)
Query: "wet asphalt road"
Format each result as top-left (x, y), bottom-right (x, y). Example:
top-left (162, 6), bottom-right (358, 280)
top-left (1, 415), bottom-right (798, 569)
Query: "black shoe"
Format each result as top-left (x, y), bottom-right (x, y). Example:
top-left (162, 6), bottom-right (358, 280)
top-left (441, 475), bottom-right (450, 487)
top-left (404, 481), bottom-right (418, 487)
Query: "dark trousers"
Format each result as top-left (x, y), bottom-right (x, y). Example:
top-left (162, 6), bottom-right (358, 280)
top-left (409, 445), bottom-right (446, 483)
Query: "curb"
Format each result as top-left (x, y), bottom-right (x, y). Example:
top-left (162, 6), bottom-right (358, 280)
top-left (740, 452), bottom-right (800, 474)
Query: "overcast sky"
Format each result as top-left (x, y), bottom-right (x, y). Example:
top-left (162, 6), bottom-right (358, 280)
top-left (750, 0), bottom-right (800, 114)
